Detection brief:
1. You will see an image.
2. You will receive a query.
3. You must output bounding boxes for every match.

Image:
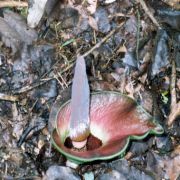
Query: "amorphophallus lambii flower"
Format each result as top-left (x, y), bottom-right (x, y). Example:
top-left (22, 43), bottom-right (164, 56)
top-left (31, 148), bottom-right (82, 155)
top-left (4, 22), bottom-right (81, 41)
top-left (49, 56), bottom-right (164, 164)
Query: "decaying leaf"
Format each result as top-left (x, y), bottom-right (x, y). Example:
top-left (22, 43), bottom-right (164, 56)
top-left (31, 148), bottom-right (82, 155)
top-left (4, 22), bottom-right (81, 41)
top-left (88, 16), bottom-right (98, 31)
top-left (3, 10), bottom-right (38, 44)
top-left (157, 8), bottom-right (180, 31)
top-left (162, 0), bottom-right (180, 9)
top-left (0, 9), bottom-right (38, 54)
top-left (94, 8), bottom-right (111, 33)
top-left (151, 29), bottom-right (169, 78)
top-left (0, 17), bottom-right (22, 54)
top-left (43, 165), bottom-right (81, 180)
top-left (146, 146), bottom-right (180, 180)
top-left (123, 51), bottom-right (138, 68)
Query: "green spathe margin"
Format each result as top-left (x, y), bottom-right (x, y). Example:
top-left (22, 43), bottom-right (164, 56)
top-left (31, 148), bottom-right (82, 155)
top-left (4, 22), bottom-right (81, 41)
top-left (51, 91), bottom-right (164, 164)
top-left (51, 126), bottom-right (163, 164)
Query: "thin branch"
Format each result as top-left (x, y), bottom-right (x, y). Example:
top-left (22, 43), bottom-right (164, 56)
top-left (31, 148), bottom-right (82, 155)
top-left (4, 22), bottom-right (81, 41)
top-left (136, 9), bottom-right (140, 61)
top-left (167, 60), bottom-right (180, 126)
top-left (108, 13), bottom-right (131, 18)
top-left (82, 22), bottom-right (124, 58)
top-left (170, 60), bottom-right (177, 106)
top-left (12, 78), bottom-right (53, 94)
top-left (137, 0), bottom-right (161, 28)
top-left (60, 22), bottom-right (124, 75)
top-left (0, 1), bottom-right (28, 8)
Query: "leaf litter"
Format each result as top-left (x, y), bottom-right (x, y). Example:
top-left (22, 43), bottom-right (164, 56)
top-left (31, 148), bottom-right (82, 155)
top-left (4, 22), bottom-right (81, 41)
top-left (0, 0), bottom-right (180, 179)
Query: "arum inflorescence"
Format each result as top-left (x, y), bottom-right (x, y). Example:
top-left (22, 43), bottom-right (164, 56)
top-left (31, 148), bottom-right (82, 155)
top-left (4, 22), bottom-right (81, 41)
top-left (50, 56), bottom-right (164, 164)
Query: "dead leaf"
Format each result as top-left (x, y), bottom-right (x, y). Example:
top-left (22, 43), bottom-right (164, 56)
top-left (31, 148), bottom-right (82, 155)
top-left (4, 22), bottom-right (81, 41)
top-left (90, 81), bottom-right (117, 91)
top-left (88, 16), bottom-right (98, 31)
top-left (151, 29), bottom-right (169, 78)
top-left (162, 0), bottom-right (180, 9)
top-left (0, 17), bottom-right (22, 54)
top-left (117, 45), bottom-right (127, 53)
top-left (146, 148), bottom-right (180, 180)
top-left (125, 80), bottom-right (135, 98)
top-left (177, 79), bottom-right (180, 91)
top-left (168, 102), bottom-right (180, 126)
top-left (165, 156), bottom-right (180, 180)
top-left (87, 0), bottom-right (97, 14)
top-left (3, 10), bottom-right (38, 45)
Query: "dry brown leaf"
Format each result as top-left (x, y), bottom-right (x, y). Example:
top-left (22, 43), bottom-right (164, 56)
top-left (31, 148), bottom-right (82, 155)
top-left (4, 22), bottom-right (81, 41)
top-left (162, 0), bottom-right (180, 9)
top-left (117, 45), bottom-right (127, 53)
top-left (177, 79), bottom-right (180, 91)
top-left (87, 0), bottom-right (97, 14)
top-left (90, 81), bottom-right (117, 91)
top-left (163, 156), bottom-right (180, 180)
top-left (173, 145), bottom-right (180, 155)
top-left (88, 16), bottom-right (98, 31)
top-left (125, 80), bottom-right (135, 98)
top-left (168, 102), bottom-right (180, 126)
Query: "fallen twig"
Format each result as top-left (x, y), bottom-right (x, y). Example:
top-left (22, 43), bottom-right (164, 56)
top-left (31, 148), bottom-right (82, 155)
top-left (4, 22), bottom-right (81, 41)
top-left (132, 52), bottom-right (151, 78)
top-left (137, 0), bottom-right (161, 28)
top-left (0, 93), bottom-right (18, 102)
top-left (171, 60), bottom-right (177, 106)
top-left (136, 9), bottom-right (140, 61)
top-left (108, 13), bottom-right (131, 18)
top-left (0, 1), bottom-right (28, 8)
top-left (12, 78), bottom-right (54, 94)
top-left (167, 60), bottom-right (180, 126)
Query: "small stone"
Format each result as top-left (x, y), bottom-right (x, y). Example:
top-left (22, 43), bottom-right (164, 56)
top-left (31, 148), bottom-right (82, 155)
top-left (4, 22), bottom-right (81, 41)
top-left (98, 170), bottom-right (126, 180)
top-left (83, 172), bottom-right (94, 180)
top-left (43, 165), bottom-right (81, 180)
top-left (38, 136), bottom-right (45, 150)
top-left (130, 141), bottom-right (149, 155)
top-left (0, 55), bottom-right (4, 66)
top-left (42, 127), bottom-right (49, 136)
top-left (34, 147), bottom-right (40, 154)
top-left (27, 0), bottom-right (48, 28)
top-left (66, 160), bottom-right (79, 169)
top-left (109, 159), bottom-right (153, 180)
top-left (155, 136), bottom-right (173, 152)
top-left (12, 123), bottom-right (23, 139)
top-left (10, 151), bottom-right (23, 166)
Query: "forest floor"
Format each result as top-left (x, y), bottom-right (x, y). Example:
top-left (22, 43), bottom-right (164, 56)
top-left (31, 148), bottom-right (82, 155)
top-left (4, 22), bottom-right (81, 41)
top-left (0, 0), bottom-right (180, 179)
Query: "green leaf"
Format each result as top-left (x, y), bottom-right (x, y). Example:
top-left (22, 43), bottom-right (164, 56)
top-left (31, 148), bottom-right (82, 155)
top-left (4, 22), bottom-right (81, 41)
top-left (61, 39), bottom-right (75, 47)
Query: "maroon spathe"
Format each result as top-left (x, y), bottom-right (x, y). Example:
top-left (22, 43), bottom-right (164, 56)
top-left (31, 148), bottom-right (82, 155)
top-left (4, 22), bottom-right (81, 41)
top-left (53, 92), bottom-right (157, 159)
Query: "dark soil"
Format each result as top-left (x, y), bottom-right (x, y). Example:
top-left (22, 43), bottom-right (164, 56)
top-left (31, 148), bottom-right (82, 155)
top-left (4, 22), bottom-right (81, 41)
top-left (0, 0), bottom-right (180, 179)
